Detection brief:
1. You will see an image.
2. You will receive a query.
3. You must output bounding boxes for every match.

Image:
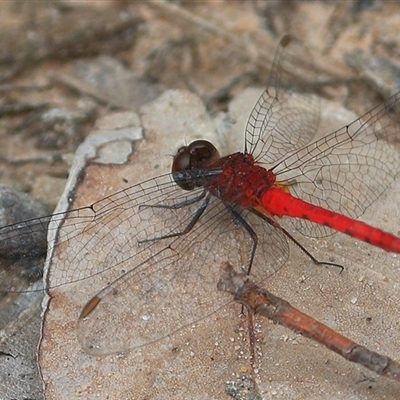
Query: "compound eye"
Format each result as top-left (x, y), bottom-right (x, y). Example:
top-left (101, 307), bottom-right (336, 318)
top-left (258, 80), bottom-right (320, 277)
top-left (187, 140), bottom-right (219, 168)
top-left (172, 140), bottom-right (219, 174)
top-left (172, 140), bottom-right (220, 191)
top-left (171, 146), bottom-right (190, 174)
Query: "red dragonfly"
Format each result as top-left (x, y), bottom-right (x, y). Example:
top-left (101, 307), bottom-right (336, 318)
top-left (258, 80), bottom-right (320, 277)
top-left (1, 35), bottom-right (400, 357)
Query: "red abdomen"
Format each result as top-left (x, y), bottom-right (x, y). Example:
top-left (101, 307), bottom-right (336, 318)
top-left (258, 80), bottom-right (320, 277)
top-left (260, 187), bottom-right (400, 254)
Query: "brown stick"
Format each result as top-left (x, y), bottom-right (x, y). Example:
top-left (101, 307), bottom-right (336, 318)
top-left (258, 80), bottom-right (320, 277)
top-left (217, 262), bottom-right (400, 382)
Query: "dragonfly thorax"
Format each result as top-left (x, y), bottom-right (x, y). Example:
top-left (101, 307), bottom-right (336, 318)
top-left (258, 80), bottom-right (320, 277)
top-left (205, 152), bottom-right (277, 208)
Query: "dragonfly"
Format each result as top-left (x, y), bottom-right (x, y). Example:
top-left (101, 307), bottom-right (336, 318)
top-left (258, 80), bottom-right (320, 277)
top-left (1, 35), bottom-right (400, 357)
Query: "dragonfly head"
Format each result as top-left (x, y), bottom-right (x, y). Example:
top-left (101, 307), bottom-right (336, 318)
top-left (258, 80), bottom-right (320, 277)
top-left (172, 140), bottom-right (220, 190)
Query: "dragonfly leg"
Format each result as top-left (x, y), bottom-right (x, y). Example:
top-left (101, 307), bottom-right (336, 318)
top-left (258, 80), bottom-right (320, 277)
top-left (138, 194), bottom-right (211, 243)
top-left (138, 190), bottom-right (206, 210)
top-left (228, 206), bottom-right (258, 276)
top-left (250, 208), bottom-right (344, 272)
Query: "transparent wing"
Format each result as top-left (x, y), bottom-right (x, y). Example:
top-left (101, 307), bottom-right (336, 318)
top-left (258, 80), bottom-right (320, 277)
top-left (273, 91), bottom-right (400, 238)
top-left (65, 175), bottom-right (290, 354)
top-left (245, 35), bottom-right (320, 164)
top-left (244, 36), bottom-right (400, 239)
top-left (75, 201), bottom-right (290, 354)
top-left (1, 172), bottom-right (290, 354)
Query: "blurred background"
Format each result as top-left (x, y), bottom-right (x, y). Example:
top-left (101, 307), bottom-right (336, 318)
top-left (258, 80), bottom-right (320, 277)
top-left (0, 1), bottom-right (400, 399)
